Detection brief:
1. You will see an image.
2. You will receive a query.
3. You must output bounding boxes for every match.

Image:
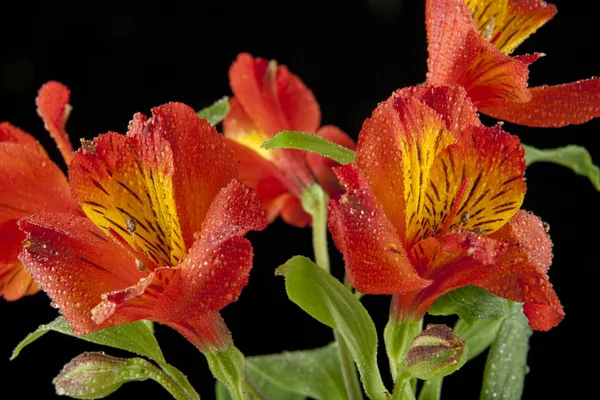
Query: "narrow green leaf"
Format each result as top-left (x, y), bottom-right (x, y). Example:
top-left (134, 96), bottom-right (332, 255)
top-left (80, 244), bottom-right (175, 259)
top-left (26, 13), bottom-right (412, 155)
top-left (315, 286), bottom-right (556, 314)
top-left (197, 96), bottom-right (230, 126)
top-left (276, 256), bottom-right (389, 400)
top-left (246, 343), bottom-right (345, 400)
top-left (480, 302), bottom-right (532, 400)
top-left (263, 130), bottom-right (356, 165)
top-left (428, 286), bottom-right (509, 324)
top-left (12, 317), bottom-right (164, 363)
top-left (523, 144), bottom-right (600, 190)
top-left (53, 352), bottom-right (194, 400)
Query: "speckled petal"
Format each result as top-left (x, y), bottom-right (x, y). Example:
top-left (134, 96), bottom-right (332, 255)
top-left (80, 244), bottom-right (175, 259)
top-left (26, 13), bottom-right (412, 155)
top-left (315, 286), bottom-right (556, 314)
top-left (480, 77), bottom-right (600, 127)
top-left (328, 164), bottom-right (431, 294)
top-left (18, 213), bottom-right (146, 334)
top-left (405, 210), bottom-right (562, 331)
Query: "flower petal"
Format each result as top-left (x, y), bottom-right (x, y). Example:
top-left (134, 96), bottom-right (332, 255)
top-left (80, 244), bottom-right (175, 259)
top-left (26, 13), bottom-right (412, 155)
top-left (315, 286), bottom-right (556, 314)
top-left (405, 210), bottom-right (562, 331)
top-left (356, 88), bottom-right (458, 244)
top-left (147, 103), bottom-right (239, 247)
top-left (0, 142), bottom-right (77, 225)
top-left (228, 52), bottom-right (320, 135)
top-left (69, 131), bottom-right (185, 269)
top-left (36, 81), bottom-right (74, 164)
top-left (426, 0), bottom-right (535, 107)
top-left (18, 213), bottom-right (145, 334)
top-left (490, 0), bottom-right (557, 55)
top-left (223, 98), bottom-right (275, 161)
top-left (0, 122), bottom-right (45, 154)
top-left (417, 123), bottom-right (526, 245)
top-left (480, 78), bottom-right (600, 127)
top-left (328, 164), bottom-right (431, 294)
top-left (0, 262), bottom-right (39, 301)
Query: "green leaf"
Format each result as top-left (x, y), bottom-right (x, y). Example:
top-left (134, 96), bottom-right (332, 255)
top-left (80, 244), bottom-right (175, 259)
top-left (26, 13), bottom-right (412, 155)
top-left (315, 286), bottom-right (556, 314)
top-left (428, 286), bottom-right (510, 324)
top-left (12, 317), bottom-right (164, 362)
top-left (263, 130), bottom-right (356, 165)
top-left (246, 343), bottom-right (345, 400)
top-left (197, 96), bottom-right (230, 126)
top-left (480, 302), bottom-right (532, 400)
top-left (53, 352), bottom-right (194, 400)
top-left (523, 144), bottom-right (600, 190)
top-left (276, 256), bottom-right (389, 400)
top-left (454, 317), bottom-right (504, 361)
top-left (216, 379), bottom-right (304, 400)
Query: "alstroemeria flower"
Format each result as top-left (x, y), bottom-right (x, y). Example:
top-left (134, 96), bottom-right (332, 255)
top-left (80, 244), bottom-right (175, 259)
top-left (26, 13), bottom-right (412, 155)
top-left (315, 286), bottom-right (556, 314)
top-left (223, 52), bottom-right (355, 227)
top-left (0, 82), bottom-right (80, 300)
top-left (426, 0), bottom-right (600, 127)
top-left (19, 103), bottom-right (267, 351)
top-left (329, 84), bottom-right (564, 331)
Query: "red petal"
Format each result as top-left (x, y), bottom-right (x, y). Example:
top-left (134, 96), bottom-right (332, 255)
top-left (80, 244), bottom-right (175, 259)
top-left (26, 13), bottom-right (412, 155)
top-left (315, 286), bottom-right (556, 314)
top-left (36, 81), bottom-right (74, 164)
top-left (426, 0), bottom-right (534, 107)
top-left (154, 236), bottom-right (254, 321)
top-left (398, 85), bottom-right (482, 130)
top-left (229, 53), bottom-right (320, 135)
top-left (199, 179), bottom-right (267, 240)
top-left (328, 164), bottom-right (431, 294)
top-left (307, 125), bottom-right (356, 200)
top-left (0, 122), bottom-right (45, 155)
top-left (356, 86), bottom-right (460, 243)
top-left (18, 213), bottom-right (146, 334)
top-left (146, 103), bottom-right (240, 246)
top-left (0, 142), bottom-right (77, 225)
top-left (405, 210), bottom-right (563, 331)
top-left (0, 262), bottom-right (39, 301)
top-left (279, 195), bottom-right (311, 228)
top-left (480, 78), bottom-right (600, 127)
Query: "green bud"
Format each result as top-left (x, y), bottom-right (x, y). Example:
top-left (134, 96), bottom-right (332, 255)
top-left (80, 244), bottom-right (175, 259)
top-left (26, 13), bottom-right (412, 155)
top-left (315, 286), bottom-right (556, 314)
top-left (53, 352), bottom-right (151, 399)
top-left (405, 324), bottom-right (468, 380)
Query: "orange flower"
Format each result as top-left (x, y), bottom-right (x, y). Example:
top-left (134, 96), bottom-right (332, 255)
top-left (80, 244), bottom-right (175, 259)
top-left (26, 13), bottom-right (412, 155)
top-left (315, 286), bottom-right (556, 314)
top-left (0, 82), bottom-right (80, 301)
top-left (426, 0), bottom-right (600, 127)
top-left (19, 103), bottom-right (267, 351)
top-left (223, 53), bottom-right (355, 227)
top-left (329, 84), bottom-right (563, 331)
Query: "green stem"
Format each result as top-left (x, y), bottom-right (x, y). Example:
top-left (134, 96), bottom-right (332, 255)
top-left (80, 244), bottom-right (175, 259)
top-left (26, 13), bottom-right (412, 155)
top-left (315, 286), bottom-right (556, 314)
top-left (141, 359), bottom-right (198, 400)
top-left (302, 183), bottom-right (363, 400)
top-left (301, 183), bottom-right (330, 272)
top-left (418, 378), bottom-right (442, 400)
top-left (391, 370), bottom-right (416, 400)
top-left (157, 361), bottom-right (201, 400)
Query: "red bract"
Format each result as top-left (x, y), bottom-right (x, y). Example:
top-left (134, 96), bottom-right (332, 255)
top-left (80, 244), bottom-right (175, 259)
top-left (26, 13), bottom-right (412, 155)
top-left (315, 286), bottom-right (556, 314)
top-left (426, 0), bottom-right (600, 127)
top-left (19, 103), bottom-right (267, 351)
top-left (0, 82), bottom-right (80, 301)
top-left (328, 84), bottom-right (564, 331)
top-left (223, 53), bottom-right (355, 227)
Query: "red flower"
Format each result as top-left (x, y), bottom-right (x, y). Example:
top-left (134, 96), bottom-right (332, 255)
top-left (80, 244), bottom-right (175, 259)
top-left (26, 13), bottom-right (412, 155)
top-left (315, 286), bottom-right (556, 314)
top-left (328, 84), bottom-right (563, 331)
top-left (0, 82), bottom-right (80, 301)
top-left (223, 53), bottom-right (355, 227)
top-left (19, 103), bottom-right (267, 351)
top-left (426, 0), bottom-right (600, 127)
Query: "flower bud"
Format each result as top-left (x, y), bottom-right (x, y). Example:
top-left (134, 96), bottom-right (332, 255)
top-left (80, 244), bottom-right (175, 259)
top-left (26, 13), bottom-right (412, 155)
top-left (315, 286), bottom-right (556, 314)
top-left (53, 352), bottom-right (149, 399)
top-left (405, 324), bottom-right (468, 380)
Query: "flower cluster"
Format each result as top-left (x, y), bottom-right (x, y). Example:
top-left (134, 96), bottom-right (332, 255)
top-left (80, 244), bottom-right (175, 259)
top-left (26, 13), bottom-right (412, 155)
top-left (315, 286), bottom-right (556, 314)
top-left (2, 1), bottom-right (597, 399)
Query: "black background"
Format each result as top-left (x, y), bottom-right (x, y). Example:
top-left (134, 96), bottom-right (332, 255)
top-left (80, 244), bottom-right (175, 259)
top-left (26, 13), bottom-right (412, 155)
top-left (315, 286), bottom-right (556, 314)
top-left (0, 1), bottom-right (598, 399)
